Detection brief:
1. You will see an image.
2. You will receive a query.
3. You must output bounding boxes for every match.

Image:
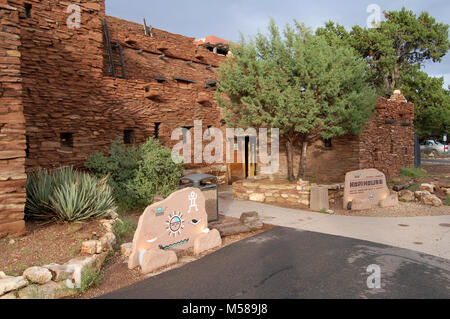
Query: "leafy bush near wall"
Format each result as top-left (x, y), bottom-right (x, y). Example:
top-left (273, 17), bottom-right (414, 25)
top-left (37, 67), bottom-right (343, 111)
top-left (85, 138), bottom-right (184, 211)
top-left (26, 167), bottom-right (116, 222)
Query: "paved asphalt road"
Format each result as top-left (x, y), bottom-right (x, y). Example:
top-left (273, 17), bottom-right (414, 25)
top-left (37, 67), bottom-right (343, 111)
top-left (101, 227), bottom-right (450, 299)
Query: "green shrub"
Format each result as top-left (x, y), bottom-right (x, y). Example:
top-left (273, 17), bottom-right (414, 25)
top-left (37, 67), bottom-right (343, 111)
top-left (113, 216), bottom-right (137, 245)
top-left (85, 139), bottom-right (140, 210)
top-left (85, 137), bottom-right (184, 211)
top-left (25, 167), bottom-right (116, 222)
top-left (444, 195), bottom-right (450, 206)
top-left (80, 267), bottom-right (103, 293)
top-left (400, 167), bottom-right (427, 178)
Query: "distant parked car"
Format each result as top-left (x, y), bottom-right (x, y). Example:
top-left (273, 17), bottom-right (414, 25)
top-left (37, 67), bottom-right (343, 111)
top-left (420, 140), bottom-right (447, 155)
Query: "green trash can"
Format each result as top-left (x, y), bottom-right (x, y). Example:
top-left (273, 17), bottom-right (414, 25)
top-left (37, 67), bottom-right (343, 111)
top-left (180, 174), bottom-right (219, 223)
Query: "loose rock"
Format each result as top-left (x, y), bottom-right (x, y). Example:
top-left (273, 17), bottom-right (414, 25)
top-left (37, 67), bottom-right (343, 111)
top-left (121, 243), bottom-right (133, 258)
top-left (140, 249), bottom-right (178, 275)
top-left (23, 267), bottom-right (52, 285)
top-left (420, 184), bottom-right (435, 193)
top-left (194, 229), bottom-right (222, 256)
top-left (399, 190), bottom-right (415, 202)
top-left (0, 276), bottom-right (28, 296)
top-left (17, 281), bottom-right (76, 299)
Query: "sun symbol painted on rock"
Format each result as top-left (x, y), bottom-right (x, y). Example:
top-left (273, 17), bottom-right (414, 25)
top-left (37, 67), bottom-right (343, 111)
top-left (166, 212), bottom-right (185, 237)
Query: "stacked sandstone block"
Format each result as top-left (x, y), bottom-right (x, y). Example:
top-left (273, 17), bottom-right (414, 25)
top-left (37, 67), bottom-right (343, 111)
top-left (0, 2), bottom-right (26, 236)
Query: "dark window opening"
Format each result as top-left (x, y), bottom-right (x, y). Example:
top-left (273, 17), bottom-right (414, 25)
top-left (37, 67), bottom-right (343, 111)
top-left (60, 133), bottom-right (73, 148)
top-left (124, 130), bottom-right (134, 145)
top-left (390, 139), bottom-right (394, 154)
top-left (24, 4), bottom-right (32, 18)
top-left (154, 123), bottom-right (161, 139)
top-left (323, 138), bottom-right (332, 149)
top-left (173, 77), bottom-right (195, 84)
top-left (145, 87), bottom-right (149, 92)
top-left (25, 136), bottom-right (30, 157)
top-left (155, 77), bottom-right (167, 83)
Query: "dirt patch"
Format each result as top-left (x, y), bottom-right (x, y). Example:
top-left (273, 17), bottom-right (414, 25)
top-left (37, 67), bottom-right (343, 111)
top-left (421, 162), bottom-right (450, 176)
top-left (0, 220), bottom-right (107, 276)
top-left (77, 215), bottom-right (275, 299)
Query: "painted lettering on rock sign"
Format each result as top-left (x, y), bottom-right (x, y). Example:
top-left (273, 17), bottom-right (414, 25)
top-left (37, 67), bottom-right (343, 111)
top-left (344, 169), bottom-right (398, 210)
top-left (128, 188), bottom-right (209, 270)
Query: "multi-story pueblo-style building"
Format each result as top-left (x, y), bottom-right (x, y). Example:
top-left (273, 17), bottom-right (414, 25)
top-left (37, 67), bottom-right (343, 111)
top-left (0, 0), bottom-right (414, 236)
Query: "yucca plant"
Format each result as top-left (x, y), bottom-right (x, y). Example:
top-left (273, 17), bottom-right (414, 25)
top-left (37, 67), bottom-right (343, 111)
top-left (50, 174), bottom-right (116, 222)
top-left (26, 167), bottom-right (117, 222)
top-left (25, 169), bottom-right (56, 220)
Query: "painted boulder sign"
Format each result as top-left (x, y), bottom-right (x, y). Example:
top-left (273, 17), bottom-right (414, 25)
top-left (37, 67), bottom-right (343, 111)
top-left (344, 169), bottom-right (398, 210)
top-left (129, 188), bottom-right (221, 273)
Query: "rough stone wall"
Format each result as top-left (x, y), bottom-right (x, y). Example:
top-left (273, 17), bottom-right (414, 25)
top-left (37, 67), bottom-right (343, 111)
top-left (8, 0), bottom-right (226, 175)
top-left (267, 135), bottom-right (360, 183)
top-left (0, 2), bottom-right (26, 236)
top-left (260, 94), bottom-right (414, 184)
top-left (358, 94), bottom-right (415, 178)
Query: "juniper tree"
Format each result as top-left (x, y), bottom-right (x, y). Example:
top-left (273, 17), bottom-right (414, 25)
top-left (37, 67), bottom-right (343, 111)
top-left (216, 20), bottom-right (376, 181)
top-left (317, 8), bottom-right (449, 96)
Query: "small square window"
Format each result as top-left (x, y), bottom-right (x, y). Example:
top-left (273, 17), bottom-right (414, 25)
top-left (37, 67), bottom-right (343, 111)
top-left (60, 133), bottom-right (73, 148)
top-left (154, 123), bottom-right (161, 139)
top-left (124, 130), bottom-right (134, 145)
top-left (323, 138), bottom-right (332, 149)
top-left (24, 4), bottom-right (32, 18)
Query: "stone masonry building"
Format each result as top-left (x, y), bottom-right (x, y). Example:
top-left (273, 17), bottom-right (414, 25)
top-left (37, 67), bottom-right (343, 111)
top-left (0, 0), bottom-right (414, 236)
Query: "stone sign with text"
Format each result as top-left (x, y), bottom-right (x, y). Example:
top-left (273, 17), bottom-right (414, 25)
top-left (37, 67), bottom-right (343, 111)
top-left (344, 169), bottom-right (397, 210)
top-left (128, 188), bottom-right (221, 274)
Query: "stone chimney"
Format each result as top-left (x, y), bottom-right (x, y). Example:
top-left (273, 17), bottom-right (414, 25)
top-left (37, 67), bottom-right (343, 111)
top-left (389, 90), bottom-right (407, 103)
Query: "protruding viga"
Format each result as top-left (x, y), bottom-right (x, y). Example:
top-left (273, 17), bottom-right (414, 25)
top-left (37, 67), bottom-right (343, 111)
top-left (129, 188), bottom-right (219, 272)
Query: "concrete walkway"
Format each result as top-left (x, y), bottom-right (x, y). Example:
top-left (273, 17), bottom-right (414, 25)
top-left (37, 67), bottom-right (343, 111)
top-left (219, 192), bottom-right (450, 260)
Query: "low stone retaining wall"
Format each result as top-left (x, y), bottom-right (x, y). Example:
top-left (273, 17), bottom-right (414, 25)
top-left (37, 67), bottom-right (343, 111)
top-left (233, 179), bottom-right (344, 209)
top-left (233, 179), bottom-right (313, 207)
top-left (0, 212), bottom-right (119, 299)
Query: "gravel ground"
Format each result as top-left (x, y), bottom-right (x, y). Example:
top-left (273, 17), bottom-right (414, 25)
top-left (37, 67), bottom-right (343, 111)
top-left (332, 201), bottom-right (449, 218)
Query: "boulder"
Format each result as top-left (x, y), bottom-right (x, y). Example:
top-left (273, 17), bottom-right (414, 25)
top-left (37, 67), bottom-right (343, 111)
top-left (17, 281), bottom-right (76, 299)
top-left (23, 267), bottom-right (52, 285)
top-left (81, 240), bottom-right (102, 255)
top-left (120, 243), bottom-right (133, 258)
top-left (399, 190), bottom-right (415, 202)
top-left (0, 276), bottom-right (28, 296)
top-left (99, 232), bottom-right (116, 250)
top-left (140, 249), bottom-right (178, 275)
top-left (415, 191), bottom-right (431, 201)
top-left (193, 229), bottom-right (222, 256)
top-left (42, 264), bottom-right (74, 282)
top-left (421, 194), bottom-right (443, 207)
top-left (420, 184), bottom-right (435, 193)
top-left (240, 212), bottom-right (264, 230)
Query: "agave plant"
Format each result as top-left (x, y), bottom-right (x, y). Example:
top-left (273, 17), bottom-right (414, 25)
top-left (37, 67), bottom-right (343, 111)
top-left (25, 169), bottom-right (56, 220)
top-left (26, 167), bottom-right (117, 222)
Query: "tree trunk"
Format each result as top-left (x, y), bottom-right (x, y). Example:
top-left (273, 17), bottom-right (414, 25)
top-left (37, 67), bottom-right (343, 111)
top-left (285, 140), bottom-right (295, 182)
top-left (297, 140), bottom-right (308, 180)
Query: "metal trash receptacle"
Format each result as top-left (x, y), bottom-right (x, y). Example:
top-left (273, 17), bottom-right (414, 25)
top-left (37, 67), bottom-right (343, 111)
top-left (180, 174), bottom-right (219, 223)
